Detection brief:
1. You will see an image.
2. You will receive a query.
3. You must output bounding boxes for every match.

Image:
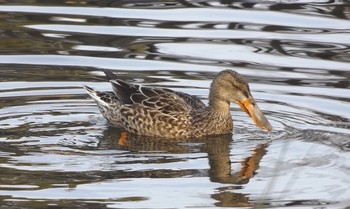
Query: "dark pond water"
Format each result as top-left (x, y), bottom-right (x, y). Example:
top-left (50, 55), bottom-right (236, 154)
top-left (0, 0), bottom-right (350, 208)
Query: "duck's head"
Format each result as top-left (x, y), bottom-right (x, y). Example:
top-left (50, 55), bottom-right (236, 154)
top-left (209, 69), bottom-right (272, 131)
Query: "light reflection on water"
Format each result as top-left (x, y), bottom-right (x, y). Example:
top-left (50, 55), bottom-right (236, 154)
top-left (0, 0), bottom-right (350, 208)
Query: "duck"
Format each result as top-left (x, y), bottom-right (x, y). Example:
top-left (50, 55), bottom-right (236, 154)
top-left (84, 69), bottom-right (272, 138)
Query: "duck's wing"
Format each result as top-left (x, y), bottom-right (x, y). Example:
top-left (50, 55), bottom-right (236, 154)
top-left (168, 90), bottom-right (206, 110)
top-left (115, 83), bottom-right (195, 114)
top-left (103, 69), bottom-right (206, 111)
top-left (100, 69), bottom-right (137, 104)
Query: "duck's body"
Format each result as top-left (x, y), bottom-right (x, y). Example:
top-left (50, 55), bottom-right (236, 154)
top-left (84, 69), bottom-right (272, 138)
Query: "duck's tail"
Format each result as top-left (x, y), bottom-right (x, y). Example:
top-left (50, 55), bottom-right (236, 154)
top-left (83, 85), bottom-right (111, 107)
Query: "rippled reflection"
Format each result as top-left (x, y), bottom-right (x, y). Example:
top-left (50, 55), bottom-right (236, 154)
top-left (109, 131), bottom-right (270, 207)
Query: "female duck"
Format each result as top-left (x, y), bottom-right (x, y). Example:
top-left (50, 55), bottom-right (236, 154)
top-left (84, 69), bottom-right (272, 138)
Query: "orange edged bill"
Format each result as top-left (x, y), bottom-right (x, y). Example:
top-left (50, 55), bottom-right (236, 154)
top-left (238, 98), bottom-right (272, 132)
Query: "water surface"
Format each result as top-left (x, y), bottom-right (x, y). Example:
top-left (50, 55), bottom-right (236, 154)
top-left (0, 0), bottom-right (350, 208)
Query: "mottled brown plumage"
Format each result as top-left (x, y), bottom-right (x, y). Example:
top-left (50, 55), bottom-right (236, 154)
top-left (84, 69), bottom-right (272, 138)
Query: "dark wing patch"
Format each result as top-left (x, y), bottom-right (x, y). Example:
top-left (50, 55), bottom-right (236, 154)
top-left (139, 86), bottom-right (158, 98)
top-left (130, 93), bottom-right (147, 104)
top-left (103, 69), bottom-right (118, 80)
top-left (110, 79), bottom-right (140, 104)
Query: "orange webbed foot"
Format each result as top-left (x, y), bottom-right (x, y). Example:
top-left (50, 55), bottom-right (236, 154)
top-left (117, 131), bottom-right (128, 146)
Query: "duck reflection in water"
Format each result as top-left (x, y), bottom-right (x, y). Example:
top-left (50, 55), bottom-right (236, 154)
top-left (100, 128), bottom-right (268, 207)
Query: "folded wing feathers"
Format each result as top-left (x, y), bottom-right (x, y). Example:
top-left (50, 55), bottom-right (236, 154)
top-left (100, 69), bottom-right (204, 113)
top-left (102, 69), bottom-right (118, 80)
top-left (110, 79), bottom-right (139, 104)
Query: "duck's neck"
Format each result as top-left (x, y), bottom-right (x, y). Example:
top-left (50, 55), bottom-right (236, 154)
top-left (208, 95), bottom-right (231, 115)
top-left (204, 96), bottom-right (233, 134)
